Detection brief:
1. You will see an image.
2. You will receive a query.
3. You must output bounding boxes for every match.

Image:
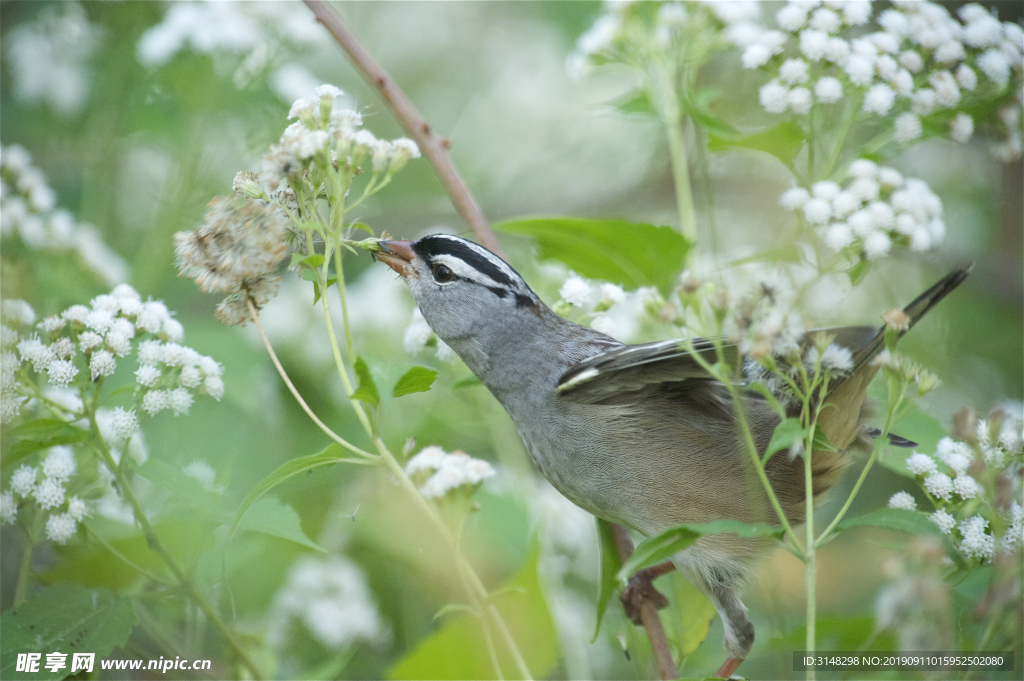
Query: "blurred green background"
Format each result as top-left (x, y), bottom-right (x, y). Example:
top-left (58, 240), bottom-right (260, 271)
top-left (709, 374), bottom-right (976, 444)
top-left (1, 2), bottom-right (1021, 679)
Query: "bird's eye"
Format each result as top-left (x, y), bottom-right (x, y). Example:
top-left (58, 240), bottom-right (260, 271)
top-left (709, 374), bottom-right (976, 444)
top-left (432, 264), bottom-right (454, 282)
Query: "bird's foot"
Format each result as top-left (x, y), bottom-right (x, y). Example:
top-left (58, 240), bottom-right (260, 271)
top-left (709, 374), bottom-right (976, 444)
top-left (716, 656), bottom-right (744, 678)
top-left (619, 562), bottom-right (673, 625)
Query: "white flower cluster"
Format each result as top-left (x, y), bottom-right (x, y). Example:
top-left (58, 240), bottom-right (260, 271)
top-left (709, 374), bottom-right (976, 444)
top-left (1, 145), bottom-right (129, 286)
top-left (3, 287), bottom-right (222, 425)
top-left (553, 272), bottom-right (659, 342)
top-left (567, 0), bottom-right (760, 79)
top-left (268, 554), bottom-right (386, 650)
top-left (2, 448), bottom-right (89, 544)
top-left (136, 2), bottom-right (324, 69)
top-left (405, 445), bottom-right (496, 499)
top-left (901, 427), bottom-right (1022, 561)
top-left (403, 308), bottom-right (455, 363)
top-left (975, 408), bottom-right (1024, 468)
top-left (259, 85), bottom-right (420, 191)
top-left (4, 2), bottom-right (102, 117)
top-left (741, 1), bottom-right (1023, 153)
top-left (720, 267), bottom-right (805, 360)
top-left (781, 159), bottom-right (944, 260)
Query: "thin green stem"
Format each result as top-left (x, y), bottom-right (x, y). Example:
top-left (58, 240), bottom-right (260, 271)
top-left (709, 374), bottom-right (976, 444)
top-left (653, 60), bottom-right (697, 247)
top-left (246, 298), bottom-right (376, 459)
top-left (808, 107), bottom-right (816, 183)
top-left (86, 523), bottom-right (175, 586)
top-left (822, 99), bottom-right (856, 180)
top-left (85, 414), bottom-right (264, 679)
top-left (318, 273), bottom-right (375, 437)
top-left (13, 513), bottom-right (40, 605)
top-left (333, 243), bottom-right (357, 363)
top-left (815, 440), bottom-right (882, 548)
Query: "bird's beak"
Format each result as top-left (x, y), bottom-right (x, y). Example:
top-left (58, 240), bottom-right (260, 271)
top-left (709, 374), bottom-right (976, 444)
top-left (375, 240), bottom-right (417, 277)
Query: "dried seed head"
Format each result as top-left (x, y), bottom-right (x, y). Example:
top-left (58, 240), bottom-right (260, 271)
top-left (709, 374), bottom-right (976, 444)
top-left (882, 308), bottom-right (910, 332)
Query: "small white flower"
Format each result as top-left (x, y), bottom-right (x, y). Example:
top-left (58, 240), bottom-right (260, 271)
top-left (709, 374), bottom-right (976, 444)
top-left (162, 318), bottom-right (184, 343)
top-left (878, 167), bottom-right (904, 189)
top-left (780, 186), bottom-right (811, 209)
top-left (842, 0), bottom-right (871, 26)
top-left (142, 389), bottom-right (169, 416)
top-left (435, 341), bottom-right (456, 363)
top-left (599, 283), bottom-right (626, 306)
top-left (862, 84), bottom-right (896, 115)
top-left (90, 350), bottom-right (116, 379)
top-left (591, 315), bottom-right (615, 336)
top-left (808, 8), bottom-right (841, 34)
top-left (0, 491), bottom-right (16, 525)
top-left (179, 365), bottom-right (203, 388)
top-left (78, 331), bottom-right (103, 352)
top-left (811, 181), bottom-right (840, 200)
top-left (136, 301), bottom-right (169, 334)
top-left (67, 496), bottom-right (88, 522)
top-left (924, 472), bottom-right (954, 500)
top-left (85, 309), bottom-right (115, 334)
top-left (111, 283), bottom-right (141, 302)
top-left (757, 30), bottom-right (788, 55)
top-left (18, 336), bottom-right (54, 372)
top-left (822, 222), bottom-right (854, 250)
top-left (203, 375), bottom-right (225, 400)
top-left (10, 465), bottom-right (38, 497)
top-left (814, 76), bottom-right (843, 103)
top-left (848, 209), bottom-right (875, 236)
top-left (135, 364), bottom-right (161, 387)
top-left (403, 309), bottom-right (432, 355)
top-left (963, 13), bottom-right (1004, 48)
top-left (929, 71), bottom-right (960, 108)
top-left (419, 451), bottom-right (496, 498)
top-left (109, 407), bottom-right (139, 440)
top-left (287, 97), bottom-right (318, 121)
top-left (560, 276), bottom-right (592, 307)
top-left (831, 191), bottom-right (860, 217)
top-left (42, 446), bottom-right (76, 481)
top-left (823, 37), bottom-right (850, 63)
top-left (780, 58), bottom-right (810, 84)
top-left (950, 113), bottom-right (974, 143)
top-left (168, 387), bottom-right (193, 416)
top-left (844, 55), bottom-right (875, 85)
top-left (955, 64), bottom-right (977, 91)
top-left (787, 87), bottom-right (812, 114)
top-left (802, 198), bottom-right (832, 224)
top-left (161, 343), bottom-right (188, 367)
top-left (863, 231), bottom-right (892, 260)
top-left (50, 338), bottom-right (74, 360)
top-left (976, 419), bottom-right (991, 446)
top-left (934, 40), bottom-right (965, 64)
top-left (892, 69), bottom-right (914, 96)
top-left (799, 29), bottom-right (830, 61)
top-left (848, 159), bottom-right (878, 178)
top-left (2, 300), bottom-right (36, 327)
top-left (106, 330), bottom-right (132, 358)
top-left (45, 512), bottom-right (77, 544)
top-left (777, 4), bottom-right (808, 32)
top-left (942, 449), bottom-right (972, 475)
top-left (959, 515), bottom-right (994, 560)
top-left (314, 84), bottom-right (344, 100)
top-left (888, 491), bottom-right (917, 511)
top-left (953, 474), bottom-right (982, 500)
top-left (62, 305), bottom-right (90, 325)
top-left (930, 509), bottom-right (956, 534)
top-left (198, 355), bottom-right (222, 378)
top-left (977, 49), bottom-right (1010, 86)
top-left (759, 81), bottom-right (790, 114)
top-left (34, 477), bottom-right (65, 510)
top-left (867, 201), bottom-right (895, 229)
top-left (875, 54), bottom-right (898, 80)
top-left (38, 315), bottom-right (65, 334)
top-left (911, 88), bottom-right (937, 115)
top-left (742, 44), bottom-right (771, 69)
top-left (184, 460), bottom-right (217, 490)
top-left (47, 359), bottom-right (78, 388)
top-left (406, 445), bottom-right (448, 475)
top-left (849, 177), bottom-right (880, 202)
top-left (137, 339), bottom-right (163, 365)
top-left (879, 9), bottom-right (909, 36)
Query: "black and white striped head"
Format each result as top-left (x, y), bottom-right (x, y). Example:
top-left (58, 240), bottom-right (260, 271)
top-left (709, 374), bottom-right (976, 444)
top-left (376, 234), bottom-right (539, 341)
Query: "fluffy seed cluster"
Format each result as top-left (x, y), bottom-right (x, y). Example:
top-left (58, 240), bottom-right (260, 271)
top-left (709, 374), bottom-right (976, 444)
top-left (781, 159), bottom-right (944, 262)
top-left (0, 145), bottom-right (129, 285)
top-left (175, 196), bottom-right (290, 326)
top-left (722, 268), bottom-right (805, 360)
top-left (404, 445), bottom-right (496, 499)
top-left (739, 1), bottom-right (1023, 156)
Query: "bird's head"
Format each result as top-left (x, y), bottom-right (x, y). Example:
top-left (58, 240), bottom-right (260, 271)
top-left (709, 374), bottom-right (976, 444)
top-left (375, 234), bottom-right (540, 342)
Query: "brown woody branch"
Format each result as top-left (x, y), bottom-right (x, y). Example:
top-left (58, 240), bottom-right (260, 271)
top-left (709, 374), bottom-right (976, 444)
top-left (302, 0), bottom-right (504, 258)
top-left (305, 3), bottom-right (677, 678)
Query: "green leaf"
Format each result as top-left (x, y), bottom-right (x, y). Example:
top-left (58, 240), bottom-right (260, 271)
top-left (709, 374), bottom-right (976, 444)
top-left (618, 520), bottom-right (782, 584)
top-left (290, 252), bottom-right (326, 269)
top-left (665, 574), bottom-right (717, 659)
top-left (494, 217), bottom-right (691, 295)
top-left (237, 496), bottom-right (324, 551)
top-left (9, 418), bottom-right (89, 441)
top-left (847, 259), bottom-right (871, 285)
top-left (812, 428), bottom-right (839, 453)
top-left (349, 221), bottom-right (374, 235)
top-left (592, 518), bottom-right (624, 642)
top-left (136, 458), bottom-right (223, 518)
top-left (746, 381), bottom-right (787, 419)
top-left (350, 357), bottom-right (380, 407)
top-left (230, 443), bottom-right (356, 539)
top-left (2, 433), bottom-right (91, 473)
top-left (311, 277), bottom-right (338, 304)
top-left (433, 603), bottom-right (475, 621)
top-left (389, 544), bottom-right (558, 680)
top-left (763, 417), bottom-right (809, 464)
top-left (835, 508), bottom-right (966, 568)
top-left (613, 89), bottom-right (655, 115)
top-left (454, 375), bottom-right (483, 389)
top-left (707, 121), bottom-right (806, 166)
top-left (0, 583), bottom-right (135, 681)
top-left (877, 400), bottom-right (947, 478)
top-left (392, 366), bottom-right (438, 397)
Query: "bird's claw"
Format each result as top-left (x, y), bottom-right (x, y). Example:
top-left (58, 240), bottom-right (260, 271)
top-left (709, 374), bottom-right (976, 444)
top-left (619, 567), bottom-right (670, 625)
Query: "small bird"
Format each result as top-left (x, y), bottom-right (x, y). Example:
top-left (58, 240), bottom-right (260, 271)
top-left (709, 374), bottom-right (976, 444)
top-left (375, 234), bottom-right (969, 678)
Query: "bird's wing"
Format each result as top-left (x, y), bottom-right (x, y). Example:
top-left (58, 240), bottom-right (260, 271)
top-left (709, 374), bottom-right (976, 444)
top-left (556, 326), bottom-right (879, 404)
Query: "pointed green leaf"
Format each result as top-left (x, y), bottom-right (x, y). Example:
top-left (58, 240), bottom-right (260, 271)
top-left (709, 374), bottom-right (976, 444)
top-left (10, 418), bottom-right (89, 441)
top-left (494, 217), bottom-right (691, 295)
top-left (136, 458), bottom-right (223, 518)
top-left (290, 252), bottom-right (326, 269)
top-left (433, 603), bottom-right (476, 621)
top-left (350, 357), bottom-right (380, 407)
top-left (349, 221), bottom-right (374, 235)
top-left (763, 417), bottom-right (809, 465)
top-left (592, 518), bottom-right (624, 642)
top-left (0, 584), bottom-right (135, 681)
top-left (618, 520), bottom-right (782, 584)
top-left (812, 428), bottom-right (839, 453)
top-left (708, 121), bottom-right (806, 166)
top-left (848, 259), bottom-right (871, 285)
top-left (230, 443), bottom-right (361, 539)
top-left (393, 366), bottom-right (438, 397)
top-left (834, 508), bottom-right (966, 568)
top-left (237, 496), bottom-right (325, 551)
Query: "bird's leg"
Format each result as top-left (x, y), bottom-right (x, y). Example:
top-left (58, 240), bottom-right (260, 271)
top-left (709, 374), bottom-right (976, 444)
top-left (717, 657), bottom-right (743, 679)
top-left (619, 561), bottom-right (675, 625)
